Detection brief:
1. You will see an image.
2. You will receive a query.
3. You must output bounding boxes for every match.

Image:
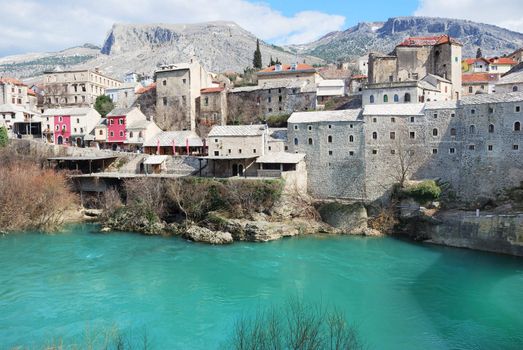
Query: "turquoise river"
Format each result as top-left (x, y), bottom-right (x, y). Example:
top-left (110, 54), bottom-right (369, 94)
top-left (1, 224), bottom-right (523, 349)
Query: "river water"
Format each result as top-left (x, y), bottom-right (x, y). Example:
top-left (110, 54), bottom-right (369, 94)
top-left (1, 224), bottom-right (522, 349)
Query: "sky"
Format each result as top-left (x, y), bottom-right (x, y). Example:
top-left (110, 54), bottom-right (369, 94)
top-left (1, 0), bottom-right (523, 57)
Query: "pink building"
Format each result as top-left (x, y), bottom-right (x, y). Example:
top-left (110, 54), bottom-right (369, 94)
top-left (107, 114), bottom-right (126, 144)
top-left (106, 107), bottom-right (161, 151)
top-left (53, 115), bottom-right (71, 145)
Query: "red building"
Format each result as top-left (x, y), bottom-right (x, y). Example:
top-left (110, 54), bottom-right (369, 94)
top-left (53, 115), bottom-right (71, 145)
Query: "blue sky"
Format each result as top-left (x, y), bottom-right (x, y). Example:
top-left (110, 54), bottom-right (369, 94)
top-left (0, 0), bottom-right (521, 57)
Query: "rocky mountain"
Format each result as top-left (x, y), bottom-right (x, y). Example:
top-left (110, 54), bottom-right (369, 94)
top-left (292, 16), bottom-right (523, 62)
top-left (0, 21), bottom-right (322, 81)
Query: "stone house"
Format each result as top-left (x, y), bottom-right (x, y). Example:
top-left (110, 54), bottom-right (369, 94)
top-left (367, 35), bottom-right (462, 101)
top-left (42, 68), bottom-right (121, 108)
top-left (316, 79), bottom-right (346, 107)
top-left (256, 63), bottom-right (320, 86)
top-left (105, 82), bottom-right (142, 109)
top-left (495, 69), bottom-right (523, 93)
top-left (462, 73), bottom-right (499, 96)
top-left (509, 48), bottom-right (523, 64)
top-left (348, 75), bottom-right (367, 95)
top-left (42, 107), bottom-right (101, 146)
top-left (105, 107), bottom-right (161, 151)
top-left (155, 60), bottom-right (213, 131)
top-left (196, 87), bottom-right (227, 137)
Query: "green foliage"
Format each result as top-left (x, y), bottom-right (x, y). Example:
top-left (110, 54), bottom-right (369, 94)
top-left (403, 180), bottom-right (442, 204)
top-left (264, 114), bottom-right (290, 127)
top-left (253, 39), bottom-right (263, 69)
top-left (94, 95), bottom-right (115, 117)
top-left (0, 126), bottom-right (8, 148)
top-left (269, 56), bottom-right (281, 66)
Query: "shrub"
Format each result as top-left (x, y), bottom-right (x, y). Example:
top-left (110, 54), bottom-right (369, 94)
top-left (368, 205), bottom-right (398, 234)
top-left (402, 180), bottom-right (441, 204)
top-left (0, 126), bottom-right (8, 147)
top-left (264, 114), bottom-right (290, 127)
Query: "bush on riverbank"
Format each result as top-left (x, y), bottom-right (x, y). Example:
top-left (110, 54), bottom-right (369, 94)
top-left (0, 162), bottom-right (77, 232)
top-left (402, 180), bottom-right (441, 204)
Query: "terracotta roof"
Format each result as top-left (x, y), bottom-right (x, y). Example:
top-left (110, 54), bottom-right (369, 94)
top-left (27, 89), bottom-right (36, 96)
top-left (397, 35), bottom-right (461, 47)
top-left (258, 64), bottom-right (316, 74)
top-left (200, 87), bottom-right (224, 93)
top-left (462, 73), bottom-right (499, 83)
top-left (0, 77), bottom-right (26, 86)
top-left (136, 83), bottom-right (156, 94)
top-left (351, 74), bottom-right (367, 80)
top-left (488, 57), bottom-right (517, 65)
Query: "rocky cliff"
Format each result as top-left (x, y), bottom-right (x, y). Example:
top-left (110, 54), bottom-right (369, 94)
top-left (292, 16), bottom-right (523, 62)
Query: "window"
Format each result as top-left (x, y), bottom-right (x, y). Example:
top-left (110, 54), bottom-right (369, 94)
top-left (488, 124), bottom-right (494, 133)
top-left (76, 118), bottom-right (80, 123)
top-left (129, 131), bottom-right (134, 138)
top-left (74, 128), bottom-right (77, 133)
top-left (278, 88), bottom-right (282, 93)
top-left (268, 108), bottom-right (273, 112)
top-left (513, 86), bottom-right (518, 92)
top-left (383, 95), bottom-right (388, 103)
top-left (372, 118), bottom-right (377, 123)
top-left (391, 117), bottom-right (395, 123)
top-left (214, 151), bottom-right (219, 156)
top-left (488, 145), bottom-right (493, 151)
top-left (119, 131), bottom-right (124, 137)
top-left (450, 128), bottom-right (457, 136)
top-left (517, 106), bottom-right (521, 112)
top-left (328, 135), bottom-right (333, 143)
top-left (328, 150), bottom-right (333, 156)
top-left (390, 149), bottom-right (396, 155)
top-left (238, 149), bottom-right (242, 154)
top-left (471, 109), bottom-right (476, 115)
top-left (349, 135), bottom-right (354, 143)
top-left (308, 125), bottom-right (312, 131)
top-left (268, 146), bottom-right (271, 151)
top-left (204, 97), bottom-right (209, 106)
top-left (328, 125), bottom-right (332, 129)
top-left (182, 96), bottom-right (186, 105)
top-left (432, 128), bottom-right (438, 136)
top-left (278, 96), bottom-right (282, 102)
top-left (163, 97), bottom-right (167, 106)
top-left (372, 132), bottom-right (378, 140)
top-left (515, 122), bottom-right (521, 131)
top-left (268, 97), bottom-right (272, 103)
top-left (451, 113), bottom-right (455, 118)
top-left (349, 124), bottom-right (353, 128)
top-left (488, 107), bottom-right (494, 114)
top-left (110, 131), bottom-right (114, 137)
top-left (59, 116), bottom-right (63, 122)
top-left (469, 125), bottom-right (476, 134)
top-left (349, 151), bottom-right (354, 156)
top-left (370, 95), bottom-right (375, 104)
top-left (182, 79), bottom-right (186, 84)
top-left (253, 149), bottom-right (257, 154)
top-left (410, 117), bottom-right (415, 123)
top-left (228, 149), bottom-right (232, 154)
top-left (469, 86), bottom-right (473, 93)
top-left (449, 147), bottom-right (455, 154)
top-left (394, 94), bottom-right (399, 102)
top-left (214, 138), bottom-right (219, 143)
top-left (308, 138), bottom-right (313, 145)
top-left (119, 119), bottom-right (124, 125)
top-left (390, 132), bottom-right (395, 140)
top-left (432, 149), bottom-right (438, 154)
top-left (55, 125), bottom-right (60, 131)
top-left (294, 125), bottom-right (298, 130)
top-left (433, 113), bottom-right (438, 119)
top-left (468, 144), bottom-right (475, 150)
top-left (294, 138), bottom-right (298, 145)
top-left (514, 144), bottom-right (519, 150)
top-left (139, 131), bottom-right (143, 138)
top-left (99, 130), bottom-right (103, 135)
top-left (409, 131), bottom-right (415, 139)
top-left (404, 93), bottom-right (411, 103)
top-left (372, 149), bottom-right (378, 155)
top-left (162, 80), bottom-right (166, 86)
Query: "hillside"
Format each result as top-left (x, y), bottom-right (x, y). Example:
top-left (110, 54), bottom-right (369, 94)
top-left (291, 16), bottom-right (523, 62)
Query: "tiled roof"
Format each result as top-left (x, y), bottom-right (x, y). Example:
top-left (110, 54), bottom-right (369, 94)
top-left (269, 128), bottom-right (287, 141)
top-left (258, 64), bottom-right (316, 75)
top-left (208, 124), bottom-right (267, 137)
top-left (424, 100), bottom-right (459, 110)
top-left (143, 130), bottom-right (203, 147)
top-left (136, 83), bottom-right (156, 94)
top-left (351, 74), bottom-right (367, 80)
top-left (462, 73), bottom-right (499, 83)
top-left (201, 87), bottom-right (224, 93)
top-left (363, 103), bottom-right (425, 116)
top-left (397, 35), bottom-right (461, 47)
top-left (288, 109), bottom-right (362, 123)
top-left (127, 119), bottom-right (152, 130)
top-left (231, 79), bottom-right (316, 93)
top-left (27, 89), bottom-right (36, 96)
top-left (107, 107), bottom-right (136, 116)
top-left (42, 107), bottom-right (95, 116)
top-left (488, 57), bottom-right (517, 65)
top-left (0, 77), bottom-right (26, 86)
top-left (460, 91), bottom-right (523, 105)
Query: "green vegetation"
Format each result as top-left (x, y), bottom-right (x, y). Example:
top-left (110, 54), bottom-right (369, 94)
top-left (94, 95), bottom-right (115, 117)
top-left (269, 56), bottom-right (282, 66)
top-left (222, 299), bottom-right (363, 350)
top-left (253, 39), bottom-right (263, 69)
top-left (263, 114), bottom-right (290, 127)
top-left (402, 180), bottom-right (442, 204)
top-left (0, 126), bottom-right (8, 148)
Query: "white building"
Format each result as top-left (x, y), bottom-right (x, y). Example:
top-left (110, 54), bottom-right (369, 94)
top-left (317, 79), bottom-right (346, 107)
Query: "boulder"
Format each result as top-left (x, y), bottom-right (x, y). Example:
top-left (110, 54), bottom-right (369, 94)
top-left (185, 226), bottom-right (233, 245)
top-left (317, 202), bottom-right (368, 234)
top-left (243, 221), bottom-right (299, 242)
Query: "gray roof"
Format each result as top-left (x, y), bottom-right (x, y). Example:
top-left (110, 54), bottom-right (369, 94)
top-left (363, 103), bottom-right (425, 116)
top-left (42, 107), bottom-right (96, 116)
top-left (231, 79), bottom-right (316, 93)
top-left (269, 128), bottom-right (287, 141)
top-left (256, 152), bottom-right (305, 164)
top-left (424, 100), bottom-right (459, 110)
top-left (0, 103), bottom-right (38, 115)
top-left (460, 92), bottom-right (523, 105)
top-left (288, 109), bottom-right (362, 123)
top-left (107, 107), bottom-right (136, 116)
top-left (144, 130), bottom-right (203, 147)
top-left (127, 119), bottom-right (152, 130)
top-left (497, 70), bottom-right (523, 85)
top-left (208, 124), bottom-right (267, 137)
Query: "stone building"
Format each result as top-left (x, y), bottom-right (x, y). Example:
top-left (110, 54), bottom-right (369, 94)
top-left (366, 35), bottom-right (462, 103)
top-left (256, 63), bottom-right (319, 85)
top-left (495, 69), bottom-right (523, 93)
top-left (316, 79), bottom-right (346, 107)
top-left (42, 107), bottom-right (101, 146)
top-left (105, 82), bottom-right (142, 109)
top-left (288, 92), bottom-right (523, 203)
top-left (196, 87), bottom-right (227, 137)
top-left (462, 73), bottom-right (498, 96)
top-left (155, 61), bottom-right (213, 131)
top-left (42, 68), bottom-right (121, 108)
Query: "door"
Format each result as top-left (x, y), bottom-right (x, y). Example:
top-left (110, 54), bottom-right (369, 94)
top-left (232, 164), bottom-right (238, 176)
top-left (238, 164), bottom-right (244, 177)
top-left (76, 138), bottom-right (82, 147)
top-left (57, 135), bottom-right (63, 145)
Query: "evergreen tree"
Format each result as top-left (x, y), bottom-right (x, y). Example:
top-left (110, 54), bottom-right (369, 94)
top-left (0, 126), bottom-right (8, 147)
top-left (94, 95), bottom-right (115, 117)
top-left (476, 47), bottom-right (483, 58)
top-left (253, 39), bottom-right (262, 69)
top-left (275, 57), bottom-right (281, 65)
top-left (269, 56), bottom-right (275, 66)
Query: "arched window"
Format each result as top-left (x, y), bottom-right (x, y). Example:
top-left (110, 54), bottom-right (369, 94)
top-left (119, 131), bottom-right (124, 137)
top-left (383, 95), bottom-right (389, 103)
top-left (349, 135), bottom-right (354, 143)
top-left (469, 125), bottom-right (475, 134)
top-left (432, 128), bottom-right (438, 136)
top-left (129, 131), bottom-right (134, 138)
top-left (328, 135), bottom-right (332, 143)
top-left (370, 95), bottom-right (375, 104)
top-left (450, 128), bottom-right (457, 136)
top-left (294, 138), bottom-right (298, 145)
top-left (308, 138), bottom-right (313, 145)
top-left (404, 93), bottom-right (411, 103)
top-left (515, 121), bottom-right (521, 131)
top-left (138, 131), bottom-right (143, 138)
top-left (513, 86), bottom-right (519, 92)
top-left (394, 94), bottom-right (399, 102)
top-left (372, 132), bottom-right (378, 140)
top-left (488, 124), bottom-right (494, 133)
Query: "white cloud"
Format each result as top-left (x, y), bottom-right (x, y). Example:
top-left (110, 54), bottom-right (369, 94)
top-left (415, 0), bottom-right (523, 33)
top-left (0, 0), bottom-right (345, 56)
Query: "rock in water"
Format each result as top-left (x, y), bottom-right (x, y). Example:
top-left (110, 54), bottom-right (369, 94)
top-left (185, 226), bottom-right (233, 245)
